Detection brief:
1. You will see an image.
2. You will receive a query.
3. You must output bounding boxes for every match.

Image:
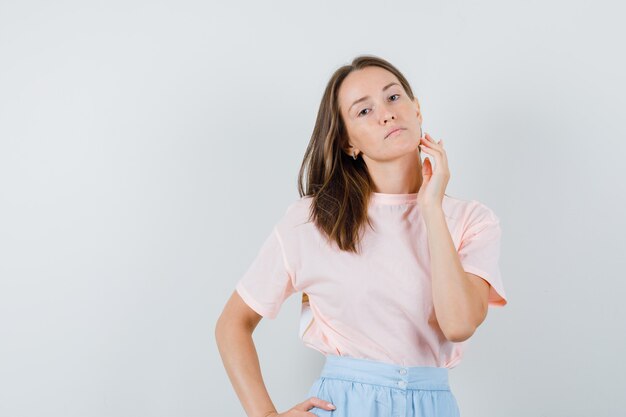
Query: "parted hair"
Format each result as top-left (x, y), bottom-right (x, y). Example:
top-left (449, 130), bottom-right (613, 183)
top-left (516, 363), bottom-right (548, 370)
top-left (297, 55), bottom-right (420, 254)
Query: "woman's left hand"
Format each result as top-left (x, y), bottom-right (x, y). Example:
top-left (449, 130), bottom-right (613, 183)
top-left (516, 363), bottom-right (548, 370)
top-left (416, 132), bottom-right (450, 211)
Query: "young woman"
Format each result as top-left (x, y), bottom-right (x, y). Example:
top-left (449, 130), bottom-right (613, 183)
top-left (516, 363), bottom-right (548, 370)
top-left (215, 55), bottom-right (508, 417)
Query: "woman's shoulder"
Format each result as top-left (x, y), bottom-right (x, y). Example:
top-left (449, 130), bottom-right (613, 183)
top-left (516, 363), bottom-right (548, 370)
top-left (443, 194), bottom-right (500, 225)
top-left (284, 194), bottom-right (313, 215)
top-left (275, 195), bottom-right (315, 231)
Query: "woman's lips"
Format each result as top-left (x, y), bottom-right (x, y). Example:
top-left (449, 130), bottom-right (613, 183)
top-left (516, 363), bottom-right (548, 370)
top-left (385, 128), bottom-right (406, 139)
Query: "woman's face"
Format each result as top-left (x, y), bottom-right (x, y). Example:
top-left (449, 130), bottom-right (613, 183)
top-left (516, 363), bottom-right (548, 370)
top-left (338, 66), bottom-right (423, 162)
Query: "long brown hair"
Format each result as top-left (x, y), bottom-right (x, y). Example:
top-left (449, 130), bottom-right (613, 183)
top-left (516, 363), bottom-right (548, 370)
top-left (297, 55), bottom-right (421, 254)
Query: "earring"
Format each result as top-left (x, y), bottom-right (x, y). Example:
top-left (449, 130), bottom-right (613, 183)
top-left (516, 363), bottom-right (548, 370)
top-left (353, 151), bottom-right (358, 160)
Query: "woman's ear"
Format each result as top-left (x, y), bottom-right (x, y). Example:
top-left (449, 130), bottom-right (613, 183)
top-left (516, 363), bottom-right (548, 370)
top-left (345, 144), bottom-right (360, 158)
top-left (413, 96), bottom-right (421, 110)
top-left (413, 97), bottom-right (423, 125)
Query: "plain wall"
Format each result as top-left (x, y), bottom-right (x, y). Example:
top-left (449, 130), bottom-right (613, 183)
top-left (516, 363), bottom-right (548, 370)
top-left (1, 0), bottom-right (625, 416)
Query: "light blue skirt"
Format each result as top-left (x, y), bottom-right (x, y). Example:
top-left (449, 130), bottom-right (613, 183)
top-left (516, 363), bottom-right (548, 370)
top-left (306, 355), bottom-right (460, 417)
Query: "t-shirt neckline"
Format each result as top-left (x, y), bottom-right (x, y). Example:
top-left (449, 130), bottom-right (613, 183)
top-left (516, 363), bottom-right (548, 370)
top-left (370, 191), bottom-right (418, 205)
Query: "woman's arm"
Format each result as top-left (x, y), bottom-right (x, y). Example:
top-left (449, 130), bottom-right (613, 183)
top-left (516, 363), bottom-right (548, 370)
top-left (215, 290), bottom-right (277, 417)
top-left (422, 206), bottom-right (488, 342)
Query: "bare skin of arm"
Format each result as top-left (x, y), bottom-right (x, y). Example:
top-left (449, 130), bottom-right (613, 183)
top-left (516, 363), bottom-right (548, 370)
top-left (215, 290), bottom-right (336, 417)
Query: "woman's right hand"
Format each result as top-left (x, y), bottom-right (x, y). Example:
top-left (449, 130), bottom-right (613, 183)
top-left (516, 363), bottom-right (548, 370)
top-left (264, 396), bottom-right (336, 416)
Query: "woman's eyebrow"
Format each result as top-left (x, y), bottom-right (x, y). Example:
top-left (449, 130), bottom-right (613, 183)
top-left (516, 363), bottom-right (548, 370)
top-left (349, 82), bottom-right (400, 112)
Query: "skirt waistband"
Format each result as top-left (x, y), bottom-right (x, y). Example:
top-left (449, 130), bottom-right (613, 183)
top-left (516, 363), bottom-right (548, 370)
top-left (320, 355), bottom-right (451, 391)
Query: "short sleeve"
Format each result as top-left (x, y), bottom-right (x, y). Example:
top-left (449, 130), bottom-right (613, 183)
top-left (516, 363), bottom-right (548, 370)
top-left (235, 226), bottom-right (297, 319)
top-left (457, 203), bottom-right (508, 307)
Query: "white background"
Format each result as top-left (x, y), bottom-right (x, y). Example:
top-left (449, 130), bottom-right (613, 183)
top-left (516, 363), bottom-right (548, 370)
top-left (1, 0), bottom-right (625, 416)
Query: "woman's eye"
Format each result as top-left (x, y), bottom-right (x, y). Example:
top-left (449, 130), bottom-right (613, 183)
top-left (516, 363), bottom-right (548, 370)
top-left (357, 94), bottom-right (400, 117)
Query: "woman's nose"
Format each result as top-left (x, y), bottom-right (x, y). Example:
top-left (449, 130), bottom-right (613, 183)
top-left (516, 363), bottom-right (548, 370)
top-left (382, 113), bottom-right (395, 123)
top-left (380, 103), bottom-right (396, 123)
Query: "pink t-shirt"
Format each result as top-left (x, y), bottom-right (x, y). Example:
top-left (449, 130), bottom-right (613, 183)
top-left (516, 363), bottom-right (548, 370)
top-left (235, 192), bottom-right (507, 368)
